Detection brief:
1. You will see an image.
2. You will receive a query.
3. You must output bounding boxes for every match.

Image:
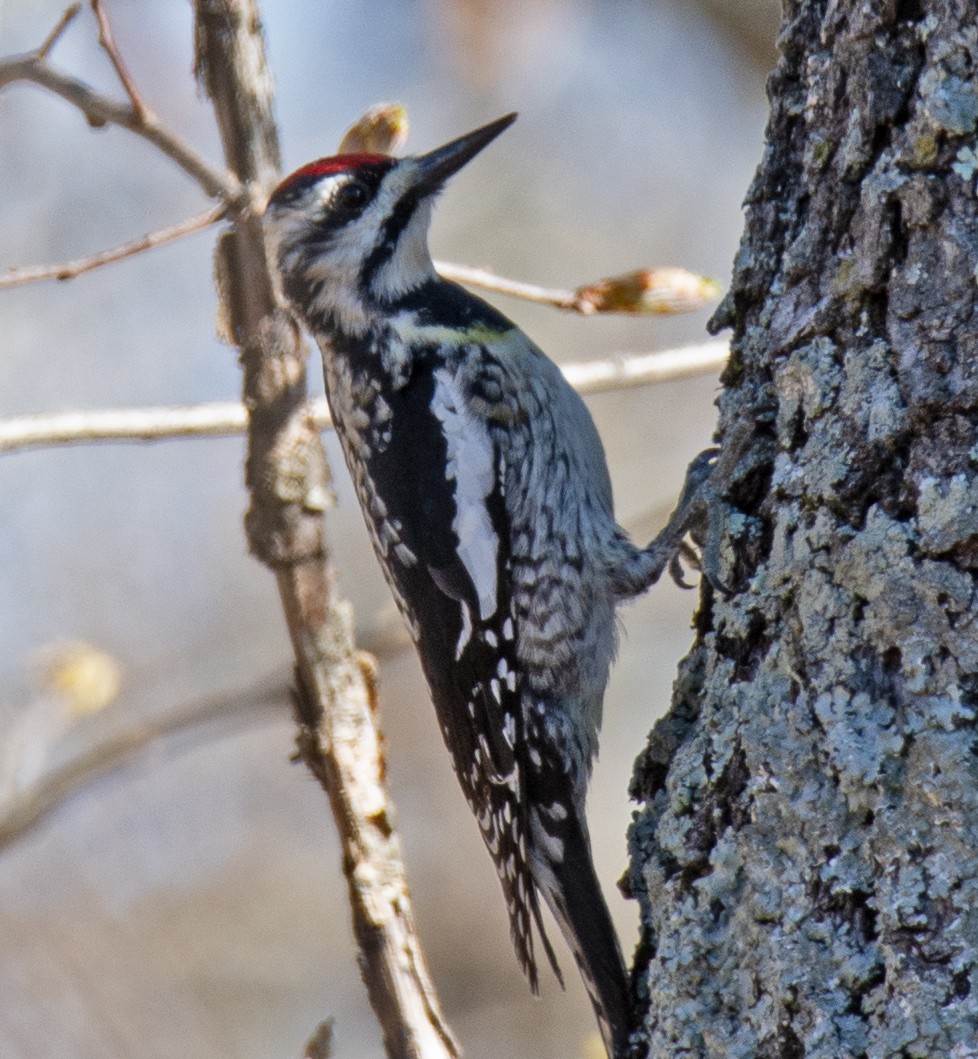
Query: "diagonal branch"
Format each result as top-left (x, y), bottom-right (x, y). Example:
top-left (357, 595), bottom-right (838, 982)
top-left (37, 3), bottom-right (82, 58)
top-left (0, 10), bottom-right (239, 203)
top-left (0, 674), bottom-right (288, 850)
top-left (0, 205), bottom-right (226, 290)
top-left (0, 57), bottom-right (238, 201)
top-left (91, 0), bottom-right (149, 121)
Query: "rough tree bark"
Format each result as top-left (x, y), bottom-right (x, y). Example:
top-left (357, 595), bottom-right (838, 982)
top-left (627, 3), bottom-right (978, 1056)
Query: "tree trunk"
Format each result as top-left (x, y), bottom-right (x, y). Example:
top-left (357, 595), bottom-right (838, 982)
top-left (627, 3), bottom-right (978, 1056)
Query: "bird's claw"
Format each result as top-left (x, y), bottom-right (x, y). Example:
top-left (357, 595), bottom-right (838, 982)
top-left (667, 541), bottom-right (700, 590)
top-left (653, 421), bottom-right (754, 594)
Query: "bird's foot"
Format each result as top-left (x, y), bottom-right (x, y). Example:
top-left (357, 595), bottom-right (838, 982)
top-left (646, 419), bottom-right (755, 593)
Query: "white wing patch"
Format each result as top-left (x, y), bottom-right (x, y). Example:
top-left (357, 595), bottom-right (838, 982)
top-left (455, 600), bottom-right (473, 660)
top-left (430, 367), bottom-right (499, 623)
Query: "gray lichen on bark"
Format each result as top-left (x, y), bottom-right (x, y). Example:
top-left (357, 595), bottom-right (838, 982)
top-left (627, 3), bottom-right (978, 1056)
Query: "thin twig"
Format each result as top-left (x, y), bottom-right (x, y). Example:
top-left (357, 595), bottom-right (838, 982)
top-left (0, 205), bottom-right (226, 290)
top-left (0, 341), bottom-right (729, 455)
top-left (0, 675), bottom-right (289, 849)
top-left (560, 340), bottom-right (730, 393)
top-left (91, 0), bottom-right (148, 121)
top-left (0, 38), bottom-right (238, 202)
top-left (0, 401), bottom-right (249, 453)
top-left (37, 3), bottom-right (82, 59)
top-left (435, 261), bottom-right (720, 315)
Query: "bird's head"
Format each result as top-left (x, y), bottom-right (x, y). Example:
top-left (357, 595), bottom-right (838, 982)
top-left (264, 113), bottom-right (516, 334)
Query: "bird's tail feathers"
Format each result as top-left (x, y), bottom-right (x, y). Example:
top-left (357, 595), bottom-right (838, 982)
top-left (504, 863), bottom-right (565, 995)
top-left (529, 801), bottom-right (631, 1058)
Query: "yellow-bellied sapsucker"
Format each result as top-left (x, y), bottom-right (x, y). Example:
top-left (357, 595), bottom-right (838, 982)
top-left (264, 114), bottom-right (711, 1059)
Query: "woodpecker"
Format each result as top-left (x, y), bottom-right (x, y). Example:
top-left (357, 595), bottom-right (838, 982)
top-left (264, 114), bottom-right (706, 1059)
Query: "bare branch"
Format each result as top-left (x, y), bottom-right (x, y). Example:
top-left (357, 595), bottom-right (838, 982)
top-left (0, 49), bottom-right (238, 202)
top-left (192, 4), bottom-right (458, 1055)
top-left (0, 590), bottom-right (468, 854)
top-left (561, 340), bottom-right (730, 394)
top-left (0, 401), bottom-right (249, 453)
top-left (0, 205), bottom-right (226, 290)
top-left (0, 675), bottom-right (288, 850)
top-left (37, 4), bottom-right (82, 59)
top-left (435, 261), bottom-right (721, 315)
top-left (91, 0), bottom-right (148, 121)
top-left (0, 341), bottom-right (729, 455)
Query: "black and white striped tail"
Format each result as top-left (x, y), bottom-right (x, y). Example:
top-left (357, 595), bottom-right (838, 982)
top-left (472, 761), bottom-right (565, 994)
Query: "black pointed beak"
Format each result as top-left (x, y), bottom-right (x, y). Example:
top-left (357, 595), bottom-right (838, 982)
top-left (413, 113), bottom-right (517, 195)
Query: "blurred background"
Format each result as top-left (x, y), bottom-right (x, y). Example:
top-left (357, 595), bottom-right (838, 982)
top-left (0, 1), bottom-right (776, 1056)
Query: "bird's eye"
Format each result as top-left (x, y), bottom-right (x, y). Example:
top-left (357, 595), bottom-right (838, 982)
top-left (336, 180), bottom-right (369, 210)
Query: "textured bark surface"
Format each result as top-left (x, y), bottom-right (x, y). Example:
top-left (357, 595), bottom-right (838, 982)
top-left (627, 2), bottom-right (978, 1056)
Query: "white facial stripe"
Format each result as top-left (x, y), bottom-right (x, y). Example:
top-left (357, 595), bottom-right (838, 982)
top-left (299, 253), bottom-right (369, 333)
top-left (371, 200), bottom-right (436, 300)
top-left (315, 173), bottom-right (353, 205)
top-left (431, 367), bottom-right (498, 621)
